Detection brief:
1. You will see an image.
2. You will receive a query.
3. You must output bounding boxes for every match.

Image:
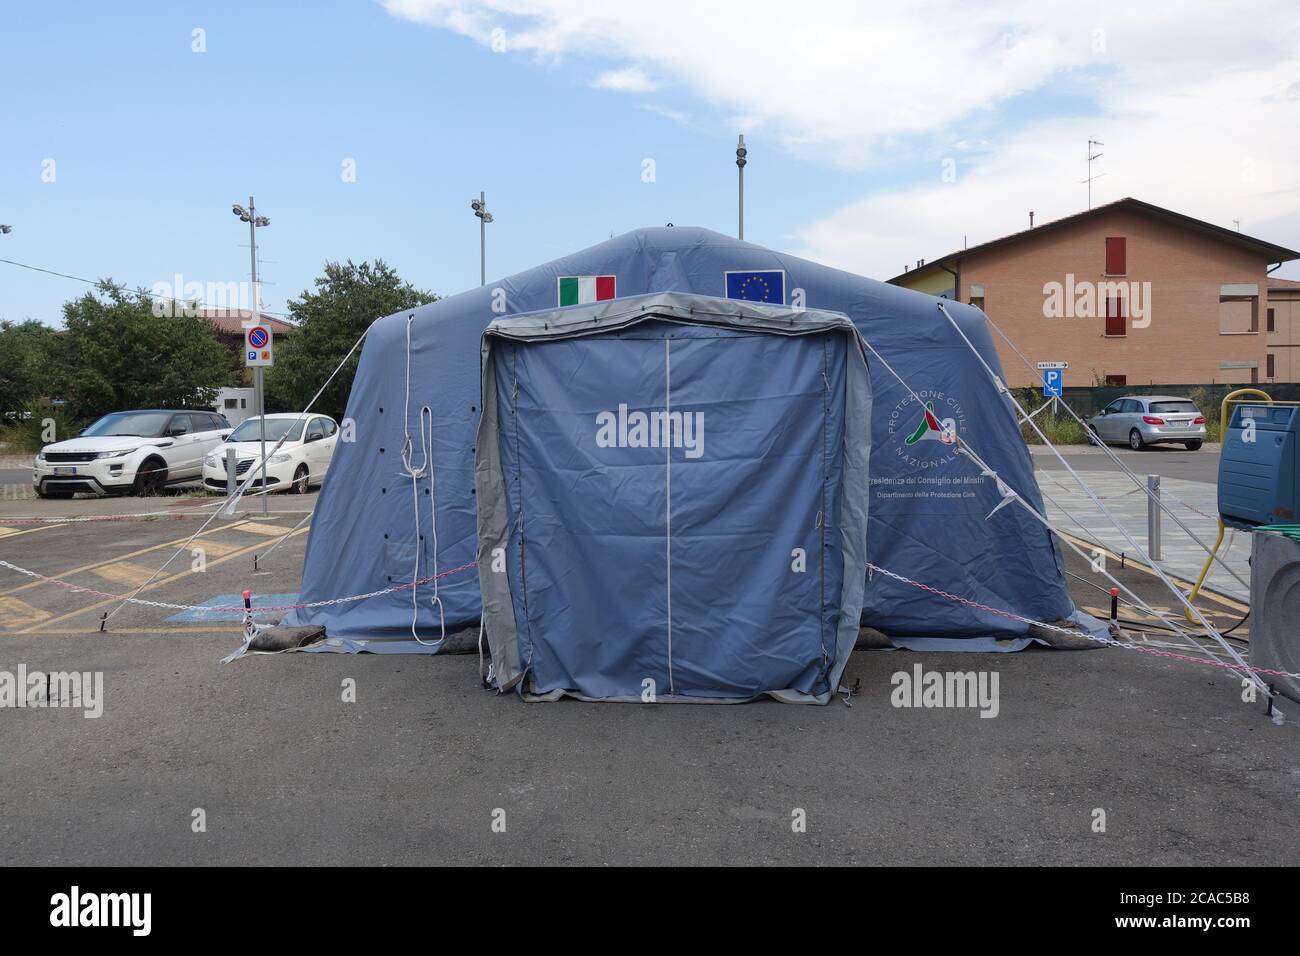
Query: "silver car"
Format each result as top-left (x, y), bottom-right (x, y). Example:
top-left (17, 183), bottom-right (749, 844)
top-left (1085, 395), bottom-right (1207, 451)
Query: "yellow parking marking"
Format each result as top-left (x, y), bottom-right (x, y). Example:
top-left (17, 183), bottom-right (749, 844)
top-left (0, 522), bottom-right (67, 542)
top-left (17, 527), bottom-right (309, 634)
top-left (0, 520), bottom-right (250, 598)
top-left (186, 538), bottom-right (243, 557)
top-left (1057, 530), bottom-right (1250, 613)
top-left (0, 595), bottom-right (53, 628)
top-left (230, 521), bottom-right (292, 536)
top-left (92, 561), bottom-right (160, 589)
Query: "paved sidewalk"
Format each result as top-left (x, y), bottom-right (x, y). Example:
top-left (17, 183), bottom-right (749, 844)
top-left (1035, 468), bottom-right (1249, 602)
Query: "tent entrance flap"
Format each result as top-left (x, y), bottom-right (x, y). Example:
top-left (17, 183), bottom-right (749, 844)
top-left (475, 293), bottom-right (873, 704)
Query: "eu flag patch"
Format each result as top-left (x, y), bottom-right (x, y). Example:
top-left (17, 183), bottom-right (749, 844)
top-left (725, 269), bottom-right (785, 304)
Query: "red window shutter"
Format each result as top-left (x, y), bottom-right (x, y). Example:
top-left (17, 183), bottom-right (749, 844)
top-left (1105, 296), bottom-right (1127, 336)
top-left (1105, 236), bottom-right (1127, 275)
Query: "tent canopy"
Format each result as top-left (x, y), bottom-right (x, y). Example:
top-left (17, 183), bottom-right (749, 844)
top-left (289, 226), bottom-right (1074, 653)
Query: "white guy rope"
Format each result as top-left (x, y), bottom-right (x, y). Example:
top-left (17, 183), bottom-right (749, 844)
top-left (935, 302), bottom-right (1263, 695)
top-left (981, 306), bottom-right (1250, 591)
top-left (100, 324), bottom-right (371, 623)
top-left (849, 321), bottom-right (1212, 648)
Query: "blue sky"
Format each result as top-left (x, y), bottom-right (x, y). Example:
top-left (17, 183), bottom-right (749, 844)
top-left (3, 1), bottom-right (1298, 325)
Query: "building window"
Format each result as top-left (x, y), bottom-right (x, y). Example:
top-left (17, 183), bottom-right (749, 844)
top-left (1267, 353), bottom-right (1275, 378)
top-left (1267, 307), bottom-right (1275, 332)
top-left (1220, 359), bottom-right (1260, 384)
top-left (1104, 237), bottom-right (1126, 276)
top-left (1104, 374), bottom-right (1127, 386)
top-left (1219, 295), bottom-right (1258, 334)
top-left (1105, 296), bottom-right (1126, 336)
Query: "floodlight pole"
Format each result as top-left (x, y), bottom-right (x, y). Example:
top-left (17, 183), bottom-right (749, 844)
top-left (471, 191), bottom-right (493, 286)
top-left (232, 195), bottom-right (272, 517)
top-left (249, 196), bottom-right (268, 517)
top-left (735, 135), bottom-right (746, 240)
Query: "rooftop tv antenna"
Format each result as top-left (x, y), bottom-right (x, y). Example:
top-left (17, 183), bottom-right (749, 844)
top-left (1082, 138), bottom-right (1105, 209)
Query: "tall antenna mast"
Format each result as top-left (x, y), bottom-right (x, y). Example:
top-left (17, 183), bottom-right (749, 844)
top-left (1083, 138), bottom-right (1105, 209)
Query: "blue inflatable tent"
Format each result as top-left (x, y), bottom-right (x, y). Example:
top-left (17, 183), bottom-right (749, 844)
top-left (287, 226), bottom-right (1076, 654)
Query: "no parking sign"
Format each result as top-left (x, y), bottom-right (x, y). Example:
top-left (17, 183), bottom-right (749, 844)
top-left (244, 324), bottom-right (273, 367)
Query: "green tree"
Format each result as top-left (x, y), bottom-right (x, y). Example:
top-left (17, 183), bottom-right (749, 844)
top-left (0, 319), bottom-right (56, 414)
top-left (51, 282), bottom-right (233, 421)
top-left (266, 260), bottom-right (436, 420)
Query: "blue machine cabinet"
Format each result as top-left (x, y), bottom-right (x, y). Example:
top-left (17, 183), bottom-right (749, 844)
top-left (1218, 403), bottom-right (1298, 526)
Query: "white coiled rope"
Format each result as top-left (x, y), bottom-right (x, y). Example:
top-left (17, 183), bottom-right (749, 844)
top-left (401, 315), bottom-right (445, 648)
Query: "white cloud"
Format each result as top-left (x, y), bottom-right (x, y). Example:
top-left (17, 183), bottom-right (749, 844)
top-left (382, 0), bottom-right (1098, 160)
top-left (793, 57), bottom-right (1300, 277)
top-left (638, 103), bottom-right (690, 125)
top-left (384, 1), bottom-right (1300, 277)
top-left (591, 66), bottom-right (657, 93)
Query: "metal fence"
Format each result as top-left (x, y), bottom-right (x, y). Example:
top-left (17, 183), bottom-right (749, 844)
top-left (1056, 382), bottom-right (1300, 421)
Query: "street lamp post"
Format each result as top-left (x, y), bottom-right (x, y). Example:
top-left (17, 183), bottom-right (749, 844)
top-left (735, 135), bottom-right (746, 240)
top-left (231, 197), bottom-right (271, 516)
top-left (471, 192), bottom-right (493, 286)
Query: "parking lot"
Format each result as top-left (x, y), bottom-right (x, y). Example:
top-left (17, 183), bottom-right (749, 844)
top-left (1, 461), bottom-right (1296, 866)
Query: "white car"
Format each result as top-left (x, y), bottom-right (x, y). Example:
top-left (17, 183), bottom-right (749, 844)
top-left (33, 409), bottom-right (232, 498)
top-left (202, 413), bottom-right (338, 494)
top-left (1085, 395), bottom-right (1208, 450)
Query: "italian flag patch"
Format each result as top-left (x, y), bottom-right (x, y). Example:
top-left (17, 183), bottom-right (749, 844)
top-left (558, 275), bottom-right (616, 306)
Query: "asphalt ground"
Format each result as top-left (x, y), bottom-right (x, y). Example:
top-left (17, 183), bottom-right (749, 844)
top-left (1031, 442), bottom-right (1220, 484)
top-left (0, 487), bottom-right (1293, 866)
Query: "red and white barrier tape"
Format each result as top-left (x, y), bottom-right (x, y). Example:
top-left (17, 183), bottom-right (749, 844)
top-left (866, 562), bottom-right (1298, 681)
top-left (0, 489), bottom-right (295, 524)
top-left (2, 550), bottom-right (1292, 681)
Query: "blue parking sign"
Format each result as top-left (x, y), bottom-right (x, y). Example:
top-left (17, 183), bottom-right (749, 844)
top-left (1042, 367), bottom-right (1063, 397)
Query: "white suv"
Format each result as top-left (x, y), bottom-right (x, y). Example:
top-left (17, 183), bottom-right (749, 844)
top-left (33, 409), bottom-right (232, 498)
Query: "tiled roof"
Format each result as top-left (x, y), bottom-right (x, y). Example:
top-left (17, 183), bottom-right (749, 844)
top-left (200, 309), bottom-right (297, 335)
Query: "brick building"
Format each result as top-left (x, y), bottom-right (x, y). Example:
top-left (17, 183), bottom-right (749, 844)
top-left (887, 198), bottom-right (1300, 388)
top-left (1267, 276), bottom-right (1300, 382)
